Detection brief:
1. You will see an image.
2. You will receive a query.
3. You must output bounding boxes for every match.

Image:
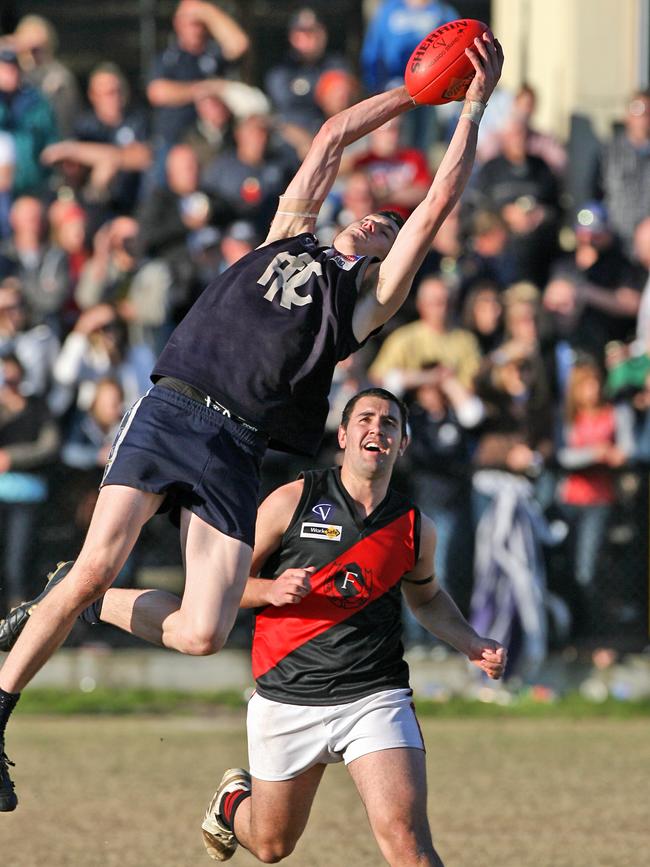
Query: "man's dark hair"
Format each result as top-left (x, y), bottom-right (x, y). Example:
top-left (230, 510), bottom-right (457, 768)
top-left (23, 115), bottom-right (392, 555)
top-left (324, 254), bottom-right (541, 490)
top-left (340, 387), bottom-right (408, 438)
top-left (377, 209), bottom-right (405, 232)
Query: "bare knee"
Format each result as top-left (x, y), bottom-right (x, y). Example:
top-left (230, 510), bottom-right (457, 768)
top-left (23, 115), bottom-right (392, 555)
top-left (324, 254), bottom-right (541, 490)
top-left (252, 838), bottom-right (296, 863)
top-left (375, 817), bottom-right (436, 866)
top-left (65, 558), bottom-right (118, 608)
top-left (174, 625), bottom-right (228, 656)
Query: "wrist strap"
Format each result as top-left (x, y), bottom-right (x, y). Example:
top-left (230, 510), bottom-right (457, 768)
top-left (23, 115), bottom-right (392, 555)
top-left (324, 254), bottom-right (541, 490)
top-left (460, 100), bottom-right (486, 126)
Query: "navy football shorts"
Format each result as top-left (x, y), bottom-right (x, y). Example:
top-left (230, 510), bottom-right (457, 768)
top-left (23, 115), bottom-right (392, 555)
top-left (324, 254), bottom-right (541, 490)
top-left (101, 384), bottom-right (268, 547)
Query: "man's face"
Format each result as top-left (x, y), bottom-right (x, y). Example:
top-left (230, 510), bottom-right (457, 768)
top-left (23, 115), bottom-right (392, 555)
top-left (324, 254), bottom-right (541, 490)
top-left (334, 213), bottom-right (398, 260)
top-left (174, 5), bottom-right (207, 53)
top-left (338, 396), bottom-right (406, 479)
top-left (89, 72), bottom-right (125, 120)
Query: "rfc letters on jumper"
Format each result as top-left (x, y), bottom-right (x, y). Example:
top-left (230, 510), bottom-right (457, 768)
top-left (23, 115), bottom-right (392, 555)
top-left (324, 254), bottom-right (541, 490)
top-left (258, 252), bottom-right (323, 310)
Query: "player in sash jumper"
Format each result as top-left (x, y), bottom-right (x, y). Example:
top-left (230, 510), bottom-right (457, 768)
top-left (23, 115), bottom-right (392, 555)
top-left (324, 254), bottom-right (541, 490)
top-left (0, 31), bottom-right (503, 812)
top-left (200, 388), bottom-right (506, 865)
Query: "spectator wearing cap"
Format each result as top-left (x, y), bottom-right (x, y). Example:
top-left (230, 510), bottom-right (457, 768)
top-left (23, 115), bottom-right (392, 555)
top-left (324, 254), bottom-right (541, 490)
top-left (41, 63), bottom-right (151, 219)
top-left (12, 15), bottom-right (81, 139)
top-left (0, 44), bottom-right (58, 196)
top-left (218, 220), bottom-right (258, 273)
top-left (146, 0), bottom-right (249, 173)
top-left (472, 116), bottom-right (562, 288)
top-left (602, 90), bottom-right (650, 256)
top-left (544, 202), bottom-right (641, 363)
top-left (265, 8), bottom-right (349, 135)
top-left (201, 113), bottom-right (297, 233)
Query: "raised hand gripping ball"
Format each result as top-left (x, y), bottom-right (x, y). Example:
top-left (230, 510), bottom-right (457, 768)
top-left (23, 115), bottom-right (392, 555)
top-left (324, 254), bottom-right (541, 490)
top-left (405, 19), bottom-right (489, 105)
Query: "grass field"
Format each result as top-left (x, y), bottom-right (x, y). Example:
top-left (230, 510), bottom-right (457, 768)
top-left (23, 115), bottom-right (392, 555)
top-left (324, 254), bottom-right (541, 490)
top-left (1, 712), bottom-right (648, 867)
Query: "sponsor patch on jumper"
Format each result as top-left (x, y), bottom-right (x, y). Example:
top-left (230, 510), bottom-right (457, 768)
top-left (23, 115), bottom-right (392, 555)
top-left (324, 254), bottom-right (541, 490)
top-left (300, 522), bottom-right (343, 541)
top-left (312, 502), bottom-right (335, 521)
top-left (332, 253), bottom-right (361, 271)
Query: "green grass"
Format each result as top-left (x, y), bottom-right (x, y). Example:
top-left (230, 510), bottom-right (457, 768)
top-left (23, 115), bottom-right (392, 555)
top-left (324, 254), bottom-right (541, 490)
top-left (14, 687), bottom-right (650, 717)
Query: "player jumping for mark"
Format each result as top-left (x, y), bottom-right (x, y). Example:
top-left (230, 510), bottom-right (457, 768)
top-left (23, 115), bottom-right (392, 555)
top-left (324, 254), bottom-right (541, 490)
top-left (0, 32), bottom-right (503, 812)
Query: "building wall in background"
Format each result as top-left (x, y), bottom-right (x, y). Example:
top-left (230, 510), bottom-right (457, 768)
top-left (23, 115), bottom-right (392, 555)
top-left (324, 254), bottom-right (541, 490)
top-left (493, 0), bottom-right (649, 139)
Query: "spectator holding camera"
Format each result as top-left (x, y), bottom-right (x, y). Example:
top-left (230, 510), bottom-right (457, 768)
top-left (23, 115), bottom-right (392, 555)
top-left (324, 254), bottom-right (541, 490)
top-left (49, 303), bottom-right (154, 417)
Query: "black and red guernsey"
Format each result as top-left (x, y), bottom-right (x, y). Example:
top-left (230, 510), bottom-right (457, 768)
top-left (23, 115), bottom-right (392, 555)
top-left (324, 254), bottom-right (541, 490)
top-left (252, 467), bottom-right (421, 705)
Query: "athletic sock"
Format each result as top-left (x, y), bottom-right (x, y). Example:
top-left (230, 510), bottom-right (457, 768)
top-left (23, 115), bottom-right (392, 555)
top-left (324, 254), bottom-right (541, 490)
top-left (78, 596), bottom-right (105, 626)
top-left (0, 689), bottom-right (20, 740)
top-left (219, 788), bottom-right (251, 833)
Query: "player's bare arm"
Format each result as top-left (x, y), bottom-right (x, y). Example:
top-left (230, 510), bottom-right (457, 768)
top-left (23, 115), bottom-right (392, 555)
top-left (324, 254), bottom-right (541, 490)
top-left (240, 480), bottom-right (314, 608)
top-left (351, 32), bottom-right (504, 342)
top-left (263, 86), bottom-right (415, 244)
top-left (402, 515), bottom-right (506, 679)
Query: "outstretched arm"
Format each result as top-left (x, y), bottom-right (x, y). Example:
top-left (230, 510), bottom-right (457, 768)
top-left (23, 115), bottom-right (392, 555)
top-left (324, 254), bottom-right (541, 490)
top-left (402, 515), bottom-right (506, 679)
top-left (263, 86), bottom-right (415, 244)
top-left (352, 32), bottom-right (504, 342)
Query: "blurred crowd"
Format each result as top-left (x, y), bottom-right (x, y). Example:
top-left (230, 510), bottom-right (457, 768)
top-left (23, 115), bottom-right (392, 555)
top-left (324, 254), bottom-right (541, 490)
top-left (0, 1), bottom-right (649, 673)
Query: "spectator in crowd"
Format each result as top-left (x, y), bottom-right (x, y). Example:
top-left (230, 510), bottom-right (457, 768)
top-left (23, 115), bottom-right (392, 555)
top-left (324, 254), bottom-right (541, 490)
top-left (458, 208), bottom-right (519, 295)
top-left (472, 337), bottom-right (553, 480)
top-left (0, 132), bottom-right (15, 239)
top-left (0, 354), bottom-right (59, 611)
top-left (628, 216), bottom-right (650, 353)
top-left (361, 0), bottom-right (459, 151)
top-left (47, 199), bottom-right (88, 326)
top-left (41, 63), bottom-right (151, 219)
top-left (75, 216), bottom-right (172, 351)
top-left (556, 360), bottom-right (633, 627)
top-left (473, 116), bottom-right (562, 288)
top-left (461, 280), bottom-right (504, 355)
top-left (0, 278), bottom-right (59, 397)
top-left (279, 69), bottom-right (362, 163)
top-left (217, 220), bottom-right (258, 273)
top-left (0, 45), bottom-right (58, 197)
top-left (137, 144), bottom-right (216, 312)
top-left (404, 363), bottom-right (484, 644)
top-left (478, 84), bottom-right (568, 177)
top-left (353, 115), bottom-right (433, 216)
top-left (475, 115), bottom-right (561, 214)
top-left (369, 275), bottom-right (482, 391)
top-left (49, 303), bottom-right (154, 417)
top-left (265, 8), bottom-right (348, 135)
top-left (602, 89), bottom-right (650, 256)
top-left (0, 196), bottom-right (68, 328)
top-left (11, 15), bottom-right (81, 139)
top-left (361, 0), bottom-right (459, 94)
top-left (544, 202), bottom-right (641, 363)
top-left (319, 170), bottom-right (378, 239)
top-left (202, 114), bottom-right (297, 233)
top-left (146, 0), bottom-right (249, 184)
top-left (61, 377), bottom-right (123, 473)
top-left (183, 92), bottom-right (232, 169)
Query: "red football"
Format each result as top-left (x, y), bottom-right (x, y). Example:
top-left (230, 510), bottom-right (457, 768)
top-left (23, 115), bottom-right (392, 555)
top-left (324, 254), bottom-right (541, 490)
top-left (405, 19), bottom-right (489, 105)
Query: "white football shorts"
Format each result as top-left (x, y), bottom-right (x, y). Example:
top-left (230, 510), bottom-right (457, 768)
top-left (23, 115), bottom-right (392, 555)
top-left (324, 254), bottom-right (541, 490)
top-left (247, 688), bottom-right (425, 781)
